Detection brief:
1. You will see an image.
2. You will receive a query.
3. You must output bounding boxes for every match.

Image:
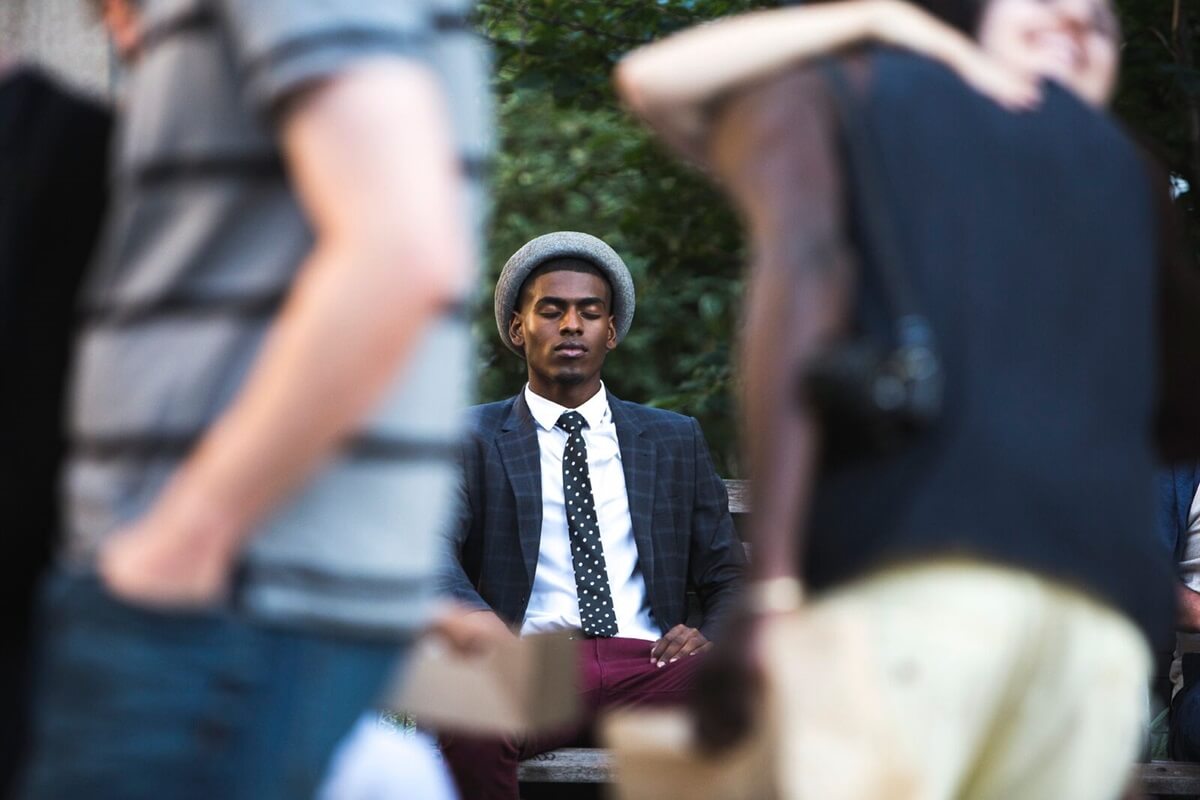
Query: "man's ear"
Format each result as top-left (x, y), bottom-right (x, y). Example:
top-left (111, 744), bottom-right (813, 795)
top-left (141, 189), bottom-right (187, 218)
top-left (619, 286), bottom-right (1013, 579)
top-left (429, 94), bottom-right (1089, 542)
top-left (605, 315), bottom-right (617, 351)
top-left (509, 312), bottom-right (525, 350)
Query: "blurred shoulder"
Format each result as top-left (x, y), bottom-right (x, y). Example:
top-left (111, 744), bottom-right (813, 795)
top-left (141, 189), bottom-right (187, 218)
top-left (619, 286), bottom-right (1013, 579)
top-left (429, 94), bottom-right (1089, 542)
top-left (613, 398), bottom-right (696, 434)
top-left (462, 396), bottom-right (518, 436)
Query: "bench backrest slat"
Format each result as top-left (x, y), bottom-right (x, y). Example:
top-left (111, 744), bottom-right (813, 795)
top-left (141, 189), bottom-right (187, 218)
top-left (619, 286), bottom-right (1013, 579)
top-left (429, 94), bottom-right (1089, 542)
top-left (724, 478), bottom-right (750, 515)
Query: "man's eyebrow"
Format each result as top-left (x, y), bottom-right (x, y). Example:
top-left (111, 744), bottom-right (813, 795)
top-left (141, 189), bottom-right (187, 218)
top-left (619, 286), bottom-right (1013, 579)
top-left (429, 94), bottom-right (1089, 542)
top-left (534, 296), bottom-right (608, 307)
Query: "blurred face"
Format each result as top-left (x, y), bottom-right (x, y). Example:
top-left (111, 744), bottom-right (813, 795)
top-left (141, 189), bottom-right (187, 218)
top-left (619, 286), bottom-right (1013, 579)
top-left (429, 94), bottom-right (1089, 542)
top-left (977, 0), bottom-right (1120, 106)
top-left (98, 0), bottom-right (143, 61)
top-left (510, 269), bottom-right (617, 400)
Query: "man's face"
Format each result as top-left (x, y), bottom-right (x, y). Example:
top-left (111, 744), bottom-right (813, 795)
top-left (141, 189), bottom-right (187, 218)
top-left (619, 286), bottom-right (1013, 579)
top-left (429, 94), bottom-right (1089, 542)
top-left (510, 269), bottom-right (617, 391)
top-left (977, 0), bottom-right (1120, 107)
top-left (98, 0), bottom-right (143, 62)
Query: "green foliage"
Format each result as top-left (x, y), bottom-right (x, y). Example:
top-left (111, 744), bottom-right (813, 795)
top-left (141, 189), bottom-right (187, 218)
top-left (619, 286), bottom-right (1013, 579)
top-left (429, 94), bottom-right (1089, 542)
top-left (475, 0), bottom-right (771, 475)
top-left (1113, 0), bottom-right (1200, 252)
top-left (474, 0), bottom-right (1199, 476)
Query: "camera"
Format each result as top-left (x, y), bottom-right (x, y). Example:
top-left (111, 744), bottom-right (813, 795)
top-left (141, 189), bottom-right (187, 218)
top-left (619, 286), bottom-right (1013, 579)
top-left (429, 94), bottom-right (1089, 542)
top-left (803, 315), bottom-right (943, 464)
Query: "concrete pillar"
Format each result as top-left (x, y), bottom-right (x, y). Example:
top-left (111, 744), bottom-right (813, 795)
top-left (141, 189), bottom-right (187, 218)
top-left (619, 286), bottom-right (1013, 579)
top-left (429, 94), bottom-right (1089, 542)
top-left (0, 0), bottom-right (113, 97)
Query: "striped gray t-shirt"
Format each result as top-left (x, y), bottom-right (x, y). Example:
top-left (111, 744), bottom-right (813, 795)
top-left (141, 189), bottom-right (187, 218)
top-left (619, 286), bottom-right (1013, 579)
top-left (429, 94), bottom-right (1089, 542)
top-left (65, 0), bottom-right (490, 637)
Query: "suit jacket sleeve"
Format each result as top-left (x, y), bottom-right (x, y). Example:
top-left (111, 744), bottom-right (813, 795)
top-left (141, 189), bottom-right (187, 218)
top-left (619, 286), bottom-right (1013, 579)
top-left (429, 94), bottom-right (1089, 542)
top-left (686, 417), bottom-right (746, 640)
top-left (437, 438), bottom-right (492, 611)
top-left (1158, 467), bottom-right (1186, 566)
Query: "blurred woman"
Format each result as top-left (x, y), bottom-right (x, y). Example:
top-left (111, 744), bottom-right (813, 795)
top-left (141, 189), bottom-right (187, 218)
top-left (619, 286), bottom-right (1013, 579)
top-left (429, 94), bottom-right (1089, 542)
top-left (612, 2), bottom-right (1200, 799)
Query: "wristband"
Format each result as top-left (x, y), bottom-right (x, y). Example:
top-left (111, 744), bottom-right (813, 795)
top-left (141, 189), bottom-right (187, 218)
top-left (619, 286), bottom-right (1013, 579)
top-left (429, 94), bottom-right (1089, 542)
top-left (749, 576), bottom-right (804, 615)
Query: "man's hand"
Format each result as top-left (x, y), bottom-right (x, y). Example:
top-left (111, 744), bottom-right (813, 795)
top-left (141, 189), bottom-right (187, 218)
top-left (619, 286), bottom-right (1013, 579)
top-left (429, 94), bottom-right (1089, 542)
top-left (98, 495), bottom-right (239, 609)
top-left (1179, 584), bottom-right (1200, 633)
top-left (872, 0), bottom-right (1040, 111)
top-left (425, 605), bottom-right (517, 656)
top-left (649, 624), bottom-right (712, 667)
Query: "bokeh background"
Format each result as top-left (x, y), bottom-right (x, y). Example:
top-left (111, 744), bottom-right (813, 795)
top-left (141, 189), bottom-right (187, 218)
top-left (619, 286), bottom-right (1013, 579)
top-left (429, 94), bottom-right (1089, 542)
top-left (5, 0), bottom-right (1198, 477)
top-left (475, 0), bottom-right (1200, 477)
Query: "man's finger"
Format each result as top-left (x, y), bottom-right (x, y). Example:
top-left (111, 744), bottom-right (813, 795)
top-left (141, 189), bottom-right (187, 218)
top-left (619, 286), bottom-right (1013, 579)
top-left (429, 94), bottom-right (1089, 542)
top-left (649, 624), bottom-right (689, 662)
top-left (672, 635), bottom-right (709, 661)
top-left (656, 627), bottom-right (703, 666)
top-left (656, 638), bottom-right (688, 665)
top-left (650, 637), bottom-right (667, 661)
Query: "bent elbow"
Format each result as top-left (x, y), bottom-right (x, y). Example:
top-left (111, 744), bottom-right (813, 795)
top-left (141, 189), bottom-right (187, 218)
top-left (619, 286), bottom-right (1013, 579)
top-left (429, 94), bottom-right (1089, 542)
top-left (613, 56), bottom-right (654, 116)
top-left (387, 236), bottom-right (472, 312)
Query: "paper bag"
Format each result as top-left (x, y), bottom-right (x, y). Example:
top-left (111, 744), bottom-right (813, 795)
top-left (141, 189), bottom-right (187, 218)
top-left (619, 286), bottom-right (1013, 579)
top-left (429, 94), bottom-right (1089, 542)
top-left (602, 708), bottom-right (778, 800)
top-left (601, 608), bottom-right (918, 800)
top-left (389, 631), bottom-right (579, 737)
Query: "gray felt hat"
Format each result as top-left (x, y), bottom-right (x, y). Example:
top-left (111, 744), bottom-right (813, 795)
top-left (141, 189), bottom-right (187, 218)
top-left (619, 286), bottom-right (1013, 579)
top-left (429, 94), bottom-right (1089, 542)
top-left (495, 231), bottom-right (636, 358)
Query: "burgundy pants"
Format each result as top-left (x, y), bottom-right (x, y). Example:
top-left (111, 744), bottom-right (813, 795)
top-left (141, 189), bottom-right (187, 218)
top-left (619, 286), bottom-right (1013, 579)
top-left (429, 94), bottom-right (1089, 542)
top-left (439, 636), bottom-right (701, 800)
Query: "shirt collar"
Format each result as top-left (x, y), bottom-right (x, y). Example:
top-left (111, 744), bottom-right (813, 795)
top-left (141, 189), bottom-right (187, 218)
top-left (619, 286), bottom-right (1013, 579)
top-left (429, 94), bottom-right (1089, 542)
top-left (524, 382), bottom-right (610, 433)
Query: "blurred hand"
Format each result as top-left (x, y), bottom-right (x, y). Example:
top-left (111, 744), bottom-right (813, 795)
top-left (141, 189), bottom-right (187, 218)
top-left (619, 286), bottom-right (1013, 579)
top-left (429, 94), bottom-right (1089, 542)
top-left (425, 605), bottom-right (516, 656)
top-left (1178, 585), bottom-right (1200, 633)
top-left (98, 510), bottom-right (237, 609)
top-left (690, 603), bottom-right (767, 754)
top-left (874, 0), bottom-right (1041, 111)
top-left (650, 624), bottom-right (712, 667)
top-left (949, 48), bottom-right (1041, 111)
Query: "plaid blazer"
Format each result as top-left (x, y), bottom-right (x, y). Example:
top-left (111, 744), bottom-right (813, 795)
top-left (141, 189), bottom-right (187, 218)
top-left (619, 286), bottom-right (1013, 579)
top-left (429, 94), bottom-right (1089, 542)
top-left (440, 390), bottom-right (745, 639)
top-left (1161, 462), bottom-right (1200, 564)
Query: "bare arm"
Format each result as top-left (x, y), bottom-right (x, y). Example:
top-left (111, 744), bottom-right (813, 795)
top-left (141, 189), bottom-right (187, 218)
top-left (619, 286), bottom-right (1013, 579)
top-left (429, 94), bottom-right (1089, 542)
top-left (101, 60), bottom-right (472, 604)
top-left (1180, 584), bottom-right (1200, 633)
top-left (615, 0), bottom-right (1034, 165)
top-left (709, 68), bottom-right (855, 584)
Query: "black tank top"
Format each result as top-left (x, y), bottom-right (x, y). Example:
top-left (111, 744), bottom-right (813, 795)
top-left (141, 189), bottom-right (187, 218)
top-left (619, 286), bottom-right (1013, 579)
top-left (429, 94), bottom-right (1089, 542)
top-left (806, 51), bottom-right (1173, 649)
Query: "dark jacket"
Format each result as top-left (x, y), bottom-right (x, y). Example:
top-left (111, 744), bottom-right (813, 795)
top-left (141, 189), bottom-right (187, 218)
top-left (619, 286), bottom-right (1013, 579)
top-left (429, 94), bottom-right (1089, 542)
top-left (441, 390), bottom-right (745, 639)
top-left (1161, 463), bottom-right (1200, 564)
top-left (0, 68), bottom-right (110, 611)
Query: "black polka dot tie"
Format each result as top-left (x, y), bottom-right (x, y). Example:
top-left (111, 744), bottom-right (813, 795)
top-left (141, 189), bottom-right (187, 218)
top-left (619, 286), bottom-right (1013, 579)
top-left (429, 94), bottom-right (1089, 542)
top-left (556, 411), bottom-right (618, 638)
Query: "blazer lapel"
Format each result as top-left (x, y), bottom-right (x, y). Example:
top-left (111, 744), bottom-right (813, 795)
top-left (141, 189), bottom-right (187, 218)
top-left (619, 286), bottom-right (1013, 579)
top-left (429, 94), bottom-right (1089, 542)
top-left (497, 394), bottom-right (544, 584)
top-left (609, 392), bottom-right (657, 584)
top-left (1181, 463), bottom-right (1200, 540)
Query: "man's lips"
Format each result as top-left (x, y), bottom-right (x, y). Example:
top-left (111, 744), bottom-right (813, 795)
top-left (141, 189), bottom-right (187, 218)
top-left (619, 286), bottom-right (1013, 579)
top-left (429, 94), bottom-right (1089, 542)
top-left (554, 342), bottom-right (588, 358)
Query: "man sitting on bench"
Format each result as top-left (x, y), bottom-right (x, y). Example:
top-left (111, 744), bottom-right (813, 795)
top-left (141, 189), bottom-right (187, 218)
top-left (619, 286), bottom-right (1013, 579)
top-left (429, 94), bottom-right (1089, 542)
top-left (439, 231), bottom-right (745, 800)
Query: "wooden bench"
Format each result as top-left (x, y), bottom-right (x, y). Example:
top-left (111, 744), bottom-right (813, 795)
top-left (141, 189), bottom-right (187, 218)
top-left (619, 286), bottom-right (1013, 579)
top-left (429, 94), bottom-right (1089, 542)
top-left (518, 748), bottom-right (610, 784)
top-left (517, 754), bottom-right (1200, 795)
top-left (517, 479), bottom-right (1200, 797)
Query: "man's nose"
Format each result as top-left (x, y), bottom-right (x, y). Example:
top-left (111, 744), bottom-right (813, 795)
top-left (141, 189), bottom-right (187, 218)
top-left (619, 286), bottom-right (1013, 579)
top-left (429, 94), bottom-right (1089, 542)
top-left (560, 308), bottom-right (583, 333)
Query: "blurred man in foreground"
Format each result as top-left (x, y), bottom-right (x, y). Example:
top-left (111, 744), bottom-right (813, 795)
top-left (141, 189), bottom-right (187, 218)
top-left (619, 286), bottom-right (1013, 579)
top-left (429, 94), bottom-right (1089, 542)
top-left (19, 0), bottom-right (489, 796)
top-left (0, 46), bottom-right (111, 796)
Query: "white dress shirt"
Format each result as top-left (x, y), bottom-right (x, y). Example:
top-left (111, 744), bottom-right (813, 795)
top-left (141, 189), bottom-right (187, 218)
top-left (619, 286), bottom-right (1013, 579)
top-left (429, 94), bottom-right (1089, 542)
top-left (520, 384), bottom-right (661, 641)
top-left (1172, 485), bottom-right (1200, 696)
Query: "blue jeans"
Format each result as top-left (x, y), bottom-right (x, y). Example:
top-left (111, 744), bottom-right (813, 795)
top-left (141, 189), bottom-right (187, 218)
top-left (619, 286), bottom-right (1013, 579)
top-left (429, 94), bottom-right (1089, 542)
top-left (19, 574), bottom-right (405, 800)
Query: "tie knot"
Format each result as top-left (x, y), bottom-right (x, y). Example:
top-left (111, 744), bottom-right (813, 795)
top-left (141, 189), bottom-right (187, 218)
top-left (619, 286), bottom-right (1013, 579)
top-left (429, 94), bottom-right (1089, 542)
top-left (556, 410), bottom-right (588, 434)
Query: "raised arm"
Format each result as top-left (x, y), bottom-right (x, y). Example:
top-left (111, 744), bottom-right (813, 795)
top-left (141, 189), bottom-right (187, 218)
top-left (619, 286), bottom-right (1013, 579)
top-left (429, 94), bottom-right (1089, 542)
top-left (614, 0), bottom-right (1035, 165)
top-left (100, 61), bottom-right (472, 605)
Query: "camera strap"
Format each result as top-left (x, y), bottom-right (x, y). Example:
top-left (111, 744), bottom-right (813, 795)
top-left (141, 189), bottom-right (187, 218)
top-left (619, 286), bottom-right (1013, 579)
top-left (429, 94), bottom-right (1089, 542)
top-left (818, 58), bottom-right (935, 351)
